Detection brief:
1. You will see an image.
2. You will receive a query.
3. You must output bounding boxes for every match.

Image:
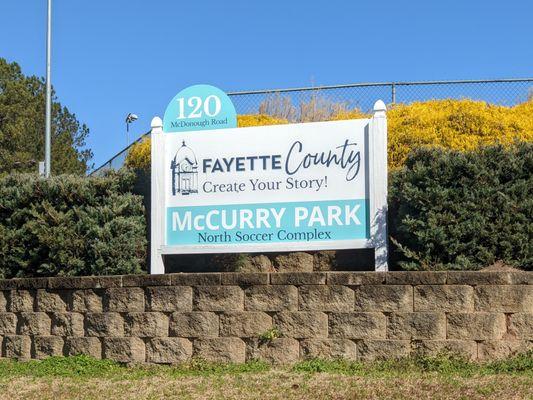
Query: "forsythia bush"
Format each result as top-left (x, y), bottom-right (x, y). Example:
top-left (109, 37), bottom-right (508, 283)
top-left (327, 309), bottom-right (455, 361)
top-left (332, 99), bottom-right (533, 169)
top-left (236, 114), bottom-right (288, 127)
top-left (125, 114), bottom-right (288, 169)
top-left (389, 142), bottom-right (532, 271)
top-left (126, 100), bottom-right (533, 170)
top-left (330, 109), bottom-right (368, 121)
top-left (125, 137), bottom-right (151, 170)
top-left (386, 99), bottom-right (533, 169)
top-left (0, 170), bottom-right (147, 278)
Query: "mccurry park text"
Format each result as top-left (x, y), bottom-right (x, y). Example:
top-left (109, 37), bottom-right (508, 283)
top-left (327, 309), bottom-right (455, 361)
top-left (169, 203), bottom-right (365, 244)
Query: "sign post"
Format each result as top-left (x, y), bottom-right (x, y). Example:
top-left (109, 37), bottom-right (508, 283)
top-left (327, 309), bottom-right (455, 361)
top-left (151, 86), bottom-right (388, 273)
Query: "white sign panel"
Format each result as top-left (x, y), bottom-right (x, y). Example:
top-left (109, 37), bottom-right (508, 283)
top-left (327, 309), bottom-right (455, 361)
top-left (150, 100), bottom-right (388, 273)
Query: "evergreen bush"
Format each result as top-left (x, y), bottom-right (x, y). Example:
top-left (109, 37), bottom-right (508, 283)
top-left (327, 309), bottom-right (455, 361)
top-left (389, 142), bottom-right (532, 270)
top-left (0, 169), bottom-right (147, 278)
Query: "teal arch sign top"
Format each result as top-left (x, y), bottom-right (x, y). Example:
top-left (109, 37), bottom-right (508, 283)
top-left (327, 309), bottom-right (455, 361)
top-left (163, 84), bottom-right (237, 133)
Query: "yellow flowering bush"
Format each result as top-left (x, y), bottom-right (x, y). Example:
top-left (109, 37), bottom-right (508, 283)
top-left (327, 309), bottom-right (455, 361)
top-left (331, 99), bottom-right (533, 169)
top-left (124, 137), bottom-right (151, 170)
top-left (237, 114), bottom-right (288, 127)
top-left (125, 100), bottom-right (533, 170)
top-left (386, 99), bottom-right (533, 169)
top-left (330, 109), bottom-right (368, 121)
top-left (125, 114), bottom-right (288, 169)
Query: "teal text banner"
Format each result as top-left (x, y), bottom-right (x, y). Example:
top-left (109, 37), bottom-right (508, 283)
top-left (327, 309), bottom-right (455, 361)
top-left (166, 199), bottom-right (368, 246)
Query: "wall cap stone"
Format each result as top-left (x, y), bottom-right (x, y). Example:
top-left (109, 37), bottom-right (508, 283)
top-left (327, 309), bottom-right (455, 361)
top-left (0, 271), bottom-right (528, 290)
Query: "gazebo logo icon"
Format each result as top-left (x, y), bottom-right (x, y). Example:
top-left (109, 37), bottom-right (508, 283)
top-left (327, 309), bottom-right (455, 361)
top-left (170, 141), bottom-right (198, 196)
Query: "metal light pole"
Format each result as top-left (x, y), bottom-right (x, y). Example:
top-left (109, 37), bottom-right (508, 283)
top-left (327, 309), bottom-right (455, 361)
top-left (44, 0), bottom-right (52, 177)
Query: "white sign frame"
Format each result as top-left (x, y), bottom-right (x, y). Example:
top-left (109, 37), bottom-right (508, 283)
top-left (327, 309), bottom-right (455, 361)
top-left (150, 100), bottom-right (388, 273)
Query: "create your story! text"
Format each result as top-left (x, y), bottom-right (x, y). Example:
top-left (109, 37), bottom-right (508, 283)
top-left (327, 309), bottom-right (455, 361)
top-left (200, 139), bottom-right (361, 194)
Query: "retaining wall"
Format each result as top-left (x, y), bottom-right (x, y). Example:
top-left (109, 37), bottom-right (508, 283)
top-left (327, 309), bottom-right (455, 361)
top-left (0, 271), bottom-right (531, 363)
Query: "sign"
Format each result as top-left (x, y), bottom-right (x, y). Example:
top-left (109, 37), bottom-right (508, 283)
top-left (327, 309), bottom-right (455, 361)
top-left (164, 121), bottom-right (369, 245)
top-left (151, 94), bottom-right (388, 273)
top-left (163, 84), bottom-right (237, 133)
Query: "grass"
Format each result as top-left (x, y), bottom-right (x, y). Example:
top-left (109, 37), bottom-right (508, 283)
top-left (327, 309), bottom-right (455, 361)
top-left (0, 352), bottom-right (530, 399)
top-left (0, 356), bottom-right (271, 380)
top-left (293, 351), bottom-right (533, 377)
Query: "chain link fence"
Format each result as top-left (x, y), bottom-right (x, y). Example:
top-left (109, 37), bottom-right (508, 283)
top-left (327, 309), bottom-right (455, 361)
top-left (91, 78), bottom-right (533, 175)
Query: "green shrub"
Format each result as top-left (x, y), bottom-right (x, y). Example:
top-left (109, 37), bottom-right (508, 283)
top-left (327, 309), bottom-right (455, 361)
top-left (0, 169), bottom-right (147, 278)
top-left (389, 142), bottom-right (532, 271)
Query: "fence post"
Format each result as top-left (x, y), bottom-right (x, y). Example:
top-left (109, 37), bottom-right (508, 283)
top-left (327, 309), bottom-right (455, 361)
top-left (391, 83), bottom-right (396, 104)
top-left (150, 116), bottom-right (165, 274)
top-left (370, 100), bottom-right (388, 271)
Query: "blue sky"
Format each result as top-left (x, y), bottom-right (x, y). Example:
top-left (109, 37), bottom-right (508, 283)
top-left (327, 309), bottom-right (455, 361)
top-left (1, 0), bottom-right (532, 169)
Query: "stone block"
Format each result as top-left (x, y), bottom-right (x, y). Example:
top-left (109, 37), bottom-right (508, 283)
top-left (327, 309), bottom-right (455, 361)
top-left (122, 274), bottom-right (171, 287)
top-left (105, 287), bottom-right (145, 312)
top-left (273, 311), bottom-right (327, 338)
top-left (36, 289), bottom-right (68, 312)
top-left (0, 291), bottom-right (7, 312)
top-left (414, 285), bottom-right (474, 312)
top-left (51, 312), bottom-right (84, 336)
top-left (65, 337), bottom-right (101, 358)
top-left (146, 286), bottom-right (192, 312)
top-left (508, 313), bottom-right (533, 339)
top-left (85, 313), bottom-right (124, 337)
top-left (171, 273), bottom-right (221, 286)
top-left (477, 340), bottom-right (533, 361)
top-left (33, 336), bottom-right (64, 359)
top-left (71, 289), bottom-right (103, 312)
top-left (447, 313), bottom-right (506, 340)
top-left (300, 339), bottom-right (357, 360)
top-left (221, 273), bottom-right (270, 286)
top-left (273, 252), bottom-right (314, 272)
top-left (103, 337), bottom-right (145, 363)
top-left (447, 272), bottom-right (513, 285)
top-left (0, 313), bottom-right (17, 335)
top-left (313, 251), bottom-right (336, 271)
top-left (245, 285), bottom-right (298, 311)
top-left (220, 312), bottom-right (272, 337)
top-left (357, 340), bottom-right (411, 361)
top-left (327, 272), bottom-right (386, 285)
top-left (388, 312), bottom-right (446, 340)
top-left (385, 271), bottom-right (447, 285)
top-left (3, 277), bottom-right (48, 290)
top-left (299, 285), bottom-right (354, 311)
top-left (246, 338), bottom-right (299, 364)
top-left (194, 286), bottom-right (243, 311)
top-left (236, 255), bottom-right (274, 273)
top-left (3, 335), bottom-right (31, 359)
top-left (474, 285), bottom-right (532, 312)
top-left (193, 338), bottom-right (246, 363)
top-left (146, 337), bottom-right (192, 363)
top-left (9, 290), bottom-right (34, 312)
top-left (18, 312), bottom-right (51, 336)
top-left (329, 312), bottom-right (386, 339)
top-left (508, 272), bottom-right (533, 285)
top-left (169, 312), bottom-right (219, 337)
top-left (125, 312), bottom-right (169, 337)
top-left (48, 276), bottom-right (122, 289)
top-left (412, 340), bottom-right (477, 360)
top-left (270, 273), bottom-right (326, 285)
top-left (354, 285), bottom-right (413, 312)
